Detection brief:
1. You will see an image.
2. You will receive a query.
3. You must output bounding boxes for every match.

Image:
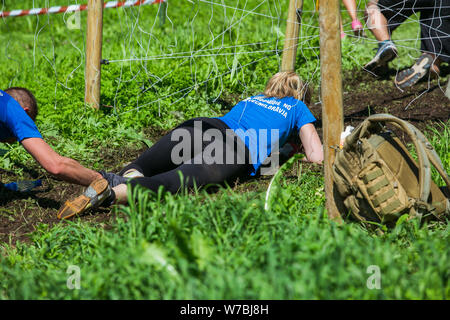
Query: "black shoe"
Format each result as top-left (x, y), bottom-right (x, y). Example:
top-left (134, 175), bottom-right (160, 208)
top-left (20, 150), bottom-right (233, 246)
top-left (394, 53), bottom-right (434, 89)
top-left (98, 170), bottom-right (129, 188)
top-left (364, 41), bottom-right (398, 72)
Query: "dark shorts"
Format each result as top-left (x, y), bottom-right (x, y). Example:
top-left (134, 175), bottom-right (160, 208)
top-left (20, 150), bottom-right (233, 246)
top-left (376, 0), bottom-right (450, 61)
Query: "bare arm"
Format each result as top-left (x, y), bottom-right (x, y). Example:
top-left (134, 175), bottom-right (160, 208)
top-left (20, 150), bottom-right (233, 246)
top-left (342, 0), bottom-right (358, 21)
top-left (299, 123), bottom-right (324, 164)
top-left (21, 138), bottom-right (102, 186)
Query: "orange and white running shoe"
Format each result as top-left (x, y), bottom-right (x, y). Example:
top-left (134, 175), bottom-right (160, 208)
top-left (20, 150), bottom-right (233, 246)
top-left (57, 178), bottom-right (111, 220)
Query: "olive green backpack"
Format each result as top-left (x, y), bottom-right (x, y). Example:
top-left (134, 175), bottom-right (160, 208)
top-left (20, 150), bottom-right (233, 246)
top-left (332, 114), bottom-right (450, 227)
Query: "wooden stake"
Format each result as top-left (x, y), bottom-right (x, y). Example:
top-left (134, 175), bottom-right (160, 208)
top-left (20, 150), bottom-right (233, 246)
top-left (319, 0), bottom-right (343, 222)
top-left (446, 76), bottom-right (450, 100)
top-left (281, 0), bottom-right (303, 72)
top-left (85, 0), bottom-right (104, 109)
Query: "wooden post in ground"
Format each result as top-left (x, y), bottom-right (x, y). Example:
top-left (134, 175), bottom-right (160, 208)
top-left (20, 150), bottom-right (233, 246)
top-left (281, 0), bottom-right (303, 72)
top-left (446, 76), bottom-right (450, 100)
top-left (85, 0), bottom-right (104, 109)
top-left (319, 0), bottom-right (343, 221)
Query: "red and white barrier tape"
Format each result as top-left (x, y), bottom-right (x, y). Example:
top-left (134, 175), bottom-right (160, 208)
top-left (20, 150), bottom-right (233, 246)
top-left (0, 0), bottom-right (165, 18)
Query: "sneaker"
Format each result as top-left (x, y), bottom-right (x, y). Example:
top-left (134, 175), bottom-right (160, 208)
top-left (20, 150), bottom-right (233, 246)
top-left (364, 41), bottom-right (398, 72)
top-left (122, 168), bottom-right (144, 179)
top-left (395, 53), bottom-right (434, 89)
top-left (57, 178), bottom-right (111, 220)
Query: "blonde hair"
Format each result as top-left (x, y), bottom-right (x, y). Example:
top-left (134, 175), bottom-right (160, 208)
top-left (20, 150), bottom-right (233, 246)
top-left (263, 71), bottom-right (311, 105)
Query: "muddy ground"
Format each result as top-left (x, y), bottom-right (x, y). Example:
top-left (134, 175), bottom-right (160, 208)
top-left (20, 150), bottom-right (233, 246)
top-left (1, 69), bottom-right (449, 245)
top-left (310, 66), bottom-right (450, 134)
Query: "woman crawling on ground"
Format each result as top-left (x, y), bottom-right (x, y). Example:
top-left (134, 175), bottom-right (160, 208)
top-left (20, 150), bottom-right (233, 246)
top-left (57, 71), bottom-right (324, 219)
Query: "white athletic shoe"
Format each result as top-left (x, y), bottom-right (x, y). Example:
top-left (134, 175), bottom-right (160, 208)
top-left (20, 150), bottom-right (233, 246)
top-left (122, 168), bottom-right (144, 179)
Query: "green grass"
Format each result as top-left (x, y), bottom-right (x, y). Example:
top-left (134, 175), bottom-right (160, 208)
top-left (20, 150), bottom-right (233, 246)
top-left (0, 0), bottom-right (449, 299)
top-left (1, 176), bottom-right (448, 299)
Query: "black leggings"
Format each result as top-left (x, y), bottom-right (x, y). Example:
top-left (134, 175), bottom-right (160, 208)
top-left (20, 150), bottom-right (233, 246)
top-left (120, 118), bottom-right (252, 194)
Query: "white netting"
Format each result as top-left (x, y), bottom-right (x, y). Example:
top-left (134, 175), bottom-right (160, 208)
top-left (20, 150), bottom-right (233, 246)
top-left (104, 0), bottom-right (320, 117)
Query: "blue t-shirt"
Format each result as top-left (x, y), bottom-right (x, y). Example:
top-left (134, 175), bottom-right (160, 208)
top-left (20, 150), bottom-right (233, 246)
top-left (0, 89), bottom-right (42, 142)
top-left (218, 94), bottom-right (316, 175)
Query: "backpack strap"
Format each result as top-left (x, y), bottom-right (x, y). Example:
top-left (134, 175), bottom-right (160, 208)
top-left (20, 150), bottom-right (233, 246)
top-left (368, 114), bottom-right (450, 195)
top-left (409, 125), bottom-right (450, 191)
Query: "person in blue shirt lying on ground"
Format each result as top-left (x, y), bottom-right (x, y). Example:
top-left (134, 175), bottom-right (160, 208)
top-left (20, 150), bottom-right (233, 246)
top-left (0, 87), bottom-right (103, 188)
top-left (57, 71), bottom-right (324, 219)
